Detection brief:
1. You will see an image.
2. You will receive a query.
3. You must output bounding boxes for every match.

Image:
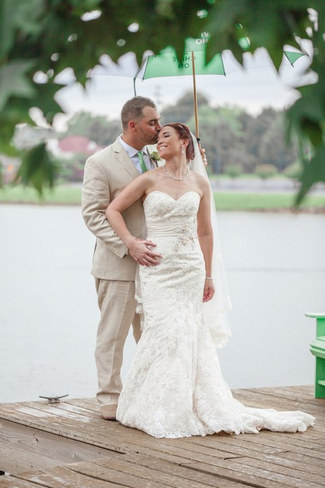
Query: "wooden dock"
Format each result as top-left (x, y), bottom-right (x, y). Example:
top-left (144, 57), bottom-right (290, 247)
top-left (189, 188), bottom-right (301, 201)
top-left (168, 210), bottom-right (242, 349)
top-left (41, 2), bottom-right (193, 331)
top-left (0, 386), bottom-right (324, 487)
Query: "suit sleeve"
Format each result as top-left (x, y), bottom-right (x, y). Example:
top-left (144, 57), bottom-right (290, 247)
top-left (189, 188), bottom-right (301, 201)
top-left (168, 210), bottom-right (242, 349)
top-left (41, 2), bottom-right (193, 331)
top-left (81, 154), bottom-right (128, 259)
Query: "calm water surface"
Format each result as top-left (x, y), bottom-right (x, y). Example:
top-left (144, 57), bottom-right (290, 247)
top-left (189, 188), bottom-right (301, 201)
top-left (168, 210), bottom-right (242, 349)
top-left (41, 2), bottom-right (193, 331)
top-left (0, 204), bottom-right (324, 403)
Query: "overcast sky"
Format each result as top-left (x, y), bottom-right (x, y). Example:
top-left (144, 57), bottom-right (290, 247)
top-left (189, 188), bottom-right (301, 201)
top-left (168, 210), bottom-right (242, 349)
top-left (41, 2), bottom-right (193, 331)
top-left (54, 42), bottom-right (313, 128)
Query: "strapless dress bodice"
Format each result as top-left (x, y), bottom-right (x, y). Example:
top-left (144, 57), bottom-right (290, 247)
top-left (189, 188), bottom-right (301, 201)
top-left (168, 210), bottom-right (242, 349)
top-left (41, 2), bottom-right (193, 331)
top-left (143, 190), bottom-right (200, 240)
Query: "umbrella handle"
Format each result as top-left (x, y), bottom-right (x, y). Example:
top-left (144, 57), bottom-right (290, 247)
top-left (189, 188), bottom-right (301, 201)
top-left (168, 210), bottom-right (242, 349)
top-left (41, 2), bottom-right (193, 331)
top-left (191, 52), bottom-right (199, 139)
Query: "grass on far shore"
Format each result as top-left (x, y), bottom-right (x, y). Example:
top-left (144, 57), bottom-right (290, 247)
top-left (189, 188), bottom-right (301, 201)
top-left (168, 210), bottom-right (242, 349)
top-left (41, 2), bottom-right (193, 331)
top-left (0, 184), bottom-right (325, 212)
top-left (0, 184), bottom-right (82, 205)
top-left (214, 192), bottom-right (325, 211)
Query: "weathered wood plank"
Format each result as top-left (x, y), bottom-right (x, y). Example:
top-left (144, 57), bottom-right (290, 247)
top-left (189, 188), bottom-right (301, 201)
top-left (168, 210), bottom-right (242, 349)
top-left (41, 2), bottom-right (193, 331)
top-left (18, 464), bottom-right (167, 488)
top-left (93, 451), bottom-right (247, 488)
top-left (65, 398), bottom-right (100, 413)
top-left (15, 466), bottom-right (125, 488)
top-left (255, 452), bottom-right (325, 476)
top-left (233, 389), bottom-right (323, 417)
top-left (0, 402), bottom-right (126, 453)
top-left (193, 435), bottom-right (325, 468)
top-left (181, 459), bottom-right (322, 488)
top-left (176, 435), bottom-right (325, 485)
top-left (0, 419), bottom-right (109, 475)
top-left (246, 386), bottom-right (316, 402)
top-left (0, 477), bottom-right (43, 487)
top-left (195, 430), bottom-right (325, 460)
top-left (224, 453), bottom-right (325, 484)
top-left (190, 435), bottom-right (325, 468)
top-left (69, 457), bottom-right (223, 488)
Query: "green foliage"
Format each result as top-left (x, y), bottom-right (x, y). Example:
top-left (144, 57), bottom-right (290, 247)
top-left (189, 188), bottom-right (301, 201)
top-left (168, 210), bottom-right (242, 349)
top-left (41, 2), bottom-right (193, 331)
top-left (14, 143), bottom-right (59, 194)
top-left (0, 0), bottom-right (324, 203)
top-left (0, 184), bottom-right (82, 204)
top-left (57, 153), bottom-right (86, 182)
top-left (245, 108), bottom-right (278, 158)
top-left (161, 91), bottom-right (209, 123)
top-left (224, 164), bottom-right (242, 178)
top-left (65, 112), bottom-right (121, 146)
top-left (259, 116), bottom-right (297, 171)
top-left (255, 164), bottom-right (278, 180)
top-left (284, 162), bottom-right (302, 180)
top-left (213, 191), bottom-right (325, 211)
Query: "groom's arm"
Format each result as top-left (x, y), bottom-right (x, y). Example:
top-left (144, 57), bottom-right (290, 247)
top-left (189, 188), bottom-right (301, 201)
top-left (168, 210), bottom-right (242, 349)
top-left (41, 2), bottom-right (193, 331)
top-left (82, 154), bottom-right (128, 259)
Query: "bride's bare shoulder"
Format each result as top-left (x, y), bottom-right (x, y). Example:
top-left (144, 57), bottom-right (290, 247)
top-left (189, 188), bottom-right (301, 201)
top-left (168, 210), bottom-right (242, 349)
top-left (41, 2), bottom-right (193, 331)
top-left (139, 167), bottom-right (165, 192)
top-left (147, 166), bottom-right (165, 179)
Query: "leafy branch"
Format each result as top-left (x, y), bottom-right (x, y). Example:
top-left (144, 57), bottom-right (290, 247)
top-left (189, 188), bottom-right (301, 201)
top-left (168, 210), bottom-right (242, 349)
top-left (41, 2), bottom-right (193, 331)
top-left (0, 0), bottom-right (324, 203)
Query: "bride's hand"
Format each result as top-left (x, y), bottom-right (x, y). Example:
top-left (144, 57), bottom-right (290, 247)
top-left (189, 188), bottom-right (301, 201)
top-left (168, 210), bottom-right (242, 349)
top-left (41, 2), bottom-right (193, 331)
top-left (203, 278), bottom-right (215, 302)
top-left (128, 238), bottom-right (161, 267)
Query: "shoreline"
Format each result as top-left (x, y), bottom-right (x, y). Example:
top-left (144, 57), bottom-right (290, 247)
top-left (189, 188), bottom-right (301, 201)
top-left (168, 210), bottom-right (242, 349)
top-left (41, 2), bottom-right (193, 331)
top-left (1, 199), bottom-right (324, 213)
top-left (1, 184), bottom-right (325, 213)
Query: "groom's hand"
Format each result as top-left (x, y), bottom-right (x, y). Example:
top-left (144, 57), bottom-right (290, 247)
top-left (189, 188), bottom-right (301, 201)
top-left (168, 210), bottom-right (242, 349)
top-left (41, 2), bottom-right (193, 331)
top-left (128, 239), bottom-right (161, 267)
top-left (200, 147), bottom-right (208, 167)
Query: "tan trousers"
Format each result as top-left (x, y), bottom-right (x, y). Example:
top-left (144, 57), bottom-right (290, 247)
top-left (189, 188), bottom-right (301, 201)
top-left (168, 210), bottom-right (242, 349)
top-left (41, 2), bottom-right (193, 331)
top-left (95, 278), bottom-right (141, 406)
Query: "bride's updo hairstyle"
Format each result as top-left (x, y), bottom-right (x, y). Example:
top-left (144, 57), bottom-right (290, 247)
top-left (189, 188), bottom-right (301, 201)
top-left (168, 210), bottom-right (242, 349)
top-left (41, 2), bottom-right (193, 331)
top-left (161, 123), bottom-right (195, 161)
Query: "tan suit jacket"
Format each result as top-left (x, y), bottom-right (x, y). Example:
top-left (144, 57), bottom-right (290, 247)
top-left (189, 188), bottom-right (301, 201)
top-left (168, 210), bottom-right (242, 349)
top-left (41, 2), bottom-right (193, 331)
top-left (82, 138), bottom-right (146, 281)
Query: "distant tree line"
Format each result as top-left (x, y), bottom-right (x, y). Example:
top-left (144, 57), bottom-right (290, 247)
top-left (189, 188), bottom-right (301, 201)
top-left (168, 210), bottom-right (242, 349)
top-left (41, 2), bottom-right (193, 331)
top-left (57, 91), bottom-right (299, 181)
top-left (161, 92), bottom-right (298, 178)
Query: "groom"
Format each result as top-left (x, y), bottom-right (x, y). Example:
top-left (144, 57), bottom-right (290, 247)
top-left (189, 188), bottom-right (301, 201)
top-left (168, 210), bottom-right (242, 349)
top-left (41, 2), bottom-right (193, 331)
top-left (82, 96), bottom-right (162, 420)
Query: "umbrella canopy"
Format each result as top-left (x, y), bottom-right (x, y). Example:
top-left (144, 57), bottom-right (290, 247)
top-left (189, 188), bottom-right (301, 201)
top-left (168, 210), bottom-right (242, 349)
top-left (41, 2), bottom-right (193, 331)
top-left (135, 35), bottom-right (306, 140)
top-left (137, 34), bottom-right (226, 139)
top-left (143, 38), bottom-right (225, 79)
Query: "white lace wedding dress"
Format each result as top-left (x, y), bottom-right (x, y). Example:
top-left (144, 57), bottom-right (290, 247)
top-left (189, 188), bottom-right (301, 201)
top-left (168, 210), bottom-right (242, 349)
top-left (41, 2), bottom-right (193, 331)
top-left (116, 190), bottom-right (315, 438)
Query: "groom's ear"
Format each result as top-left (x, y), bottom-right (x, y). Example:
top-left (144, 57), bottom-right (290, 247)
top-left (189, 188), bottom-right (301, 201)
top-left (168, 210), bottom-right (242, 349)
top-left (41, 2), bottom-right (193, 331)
top-left (128, 120), bottom-right (136, 131)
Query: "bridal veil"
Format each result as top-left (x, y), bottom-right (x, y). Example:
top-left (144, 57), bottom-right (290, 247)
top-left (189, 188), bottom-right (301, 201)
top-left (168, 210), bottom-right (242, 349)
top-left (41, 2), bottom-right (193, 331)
top-left (190, 134), bottom-right (232, 347)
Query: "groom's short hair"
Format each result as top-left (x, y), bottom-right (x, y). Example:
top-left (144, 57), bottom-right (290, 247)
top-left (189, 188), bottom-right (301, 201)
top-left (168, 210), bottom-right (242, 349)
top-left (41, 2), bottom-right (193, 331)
top-left (121, 96), bottom-right (157, 130)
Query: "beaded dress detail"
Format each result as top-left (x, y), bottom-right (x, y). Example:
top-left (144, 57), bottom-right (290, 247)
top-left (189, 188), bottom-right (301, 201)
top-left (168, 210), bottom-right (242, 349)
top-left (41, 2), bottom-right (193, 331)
top-left (116, 191), bottom-right (315, 438)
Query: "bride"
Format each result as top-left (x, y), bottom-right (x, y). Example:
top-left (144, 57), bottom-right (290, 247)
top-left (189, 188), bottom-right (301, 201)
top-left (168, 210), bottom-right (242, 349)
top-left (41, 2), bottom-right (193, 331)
top-left (106, 123), bottom-right (315, 438)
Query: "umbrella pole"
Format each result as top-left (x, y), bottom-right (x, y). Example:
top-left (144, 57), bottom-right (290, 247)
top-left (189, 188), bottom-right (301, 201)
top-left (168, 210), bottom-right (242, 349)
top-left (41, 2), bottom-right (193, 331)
top-left (191, 51), bottom-right (200, 142)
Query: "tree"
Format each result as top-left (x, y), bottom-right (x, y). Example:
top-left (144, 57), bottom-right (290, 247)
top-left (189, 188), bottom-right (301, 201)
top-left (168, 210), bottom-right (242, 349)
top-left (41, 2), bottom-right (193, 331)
top-left (0, 0), bottom-right (324, 203)
top-left (191, 118), bottom-right (241, 174)
top-left (161, 91), bottom-right (209, 124)
top-left (65, 112), bottom-right (121, 146)
top-left (284, 161), bottom-right (302, 181)
top-left (259, 116), bottom-right (297, 171)
top-left (245, 108), bottom-right (278, 159)
top-left (164, 93), bottom-right (285, 175)
top-left (224, 164), bottom-right (242, 179)
top-left (255, 164), bottom-right (278, 180)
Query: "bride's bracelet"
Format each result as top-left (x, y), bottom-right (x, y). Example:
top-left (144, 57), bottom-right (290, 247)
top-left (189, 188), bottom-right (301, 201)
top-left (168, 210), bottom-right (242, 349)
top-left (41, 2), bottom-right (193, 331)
top-left (205, 276), bottom-right (213, 280)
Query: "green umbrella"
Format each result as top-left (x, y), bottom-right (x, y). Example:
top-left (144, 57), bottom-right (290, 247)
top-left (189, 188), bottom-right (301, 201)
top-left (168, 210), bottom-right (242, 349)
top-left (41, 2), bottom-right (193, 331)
top-left (137, 34), bottom-right (225, 140)
top-left (135, 34), bottom-right (306, 140)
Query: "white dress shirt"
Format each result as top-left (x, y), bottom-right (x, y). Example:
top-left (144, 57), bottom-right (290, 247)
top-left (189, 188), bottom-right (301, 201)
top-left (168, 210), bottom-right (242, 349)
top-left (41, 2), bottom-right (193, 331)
top-left (119, 136), bottom-right (153, 173)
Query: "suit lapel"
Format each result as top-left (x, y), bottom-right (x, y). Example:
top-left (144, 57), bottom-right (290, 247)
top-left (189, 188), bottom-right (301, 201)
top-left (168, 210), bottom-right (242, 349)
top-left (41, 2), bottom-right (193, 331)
top-left (112, 138), bottom-right (139, 179)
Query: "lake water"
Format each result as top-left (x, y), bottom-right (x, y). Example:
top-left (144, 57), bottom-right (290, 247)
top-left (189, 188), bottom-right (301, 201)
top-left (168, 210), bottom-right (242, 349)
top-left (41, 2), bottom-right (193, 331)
top-left (0, 204), bottom-right (324, 403)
